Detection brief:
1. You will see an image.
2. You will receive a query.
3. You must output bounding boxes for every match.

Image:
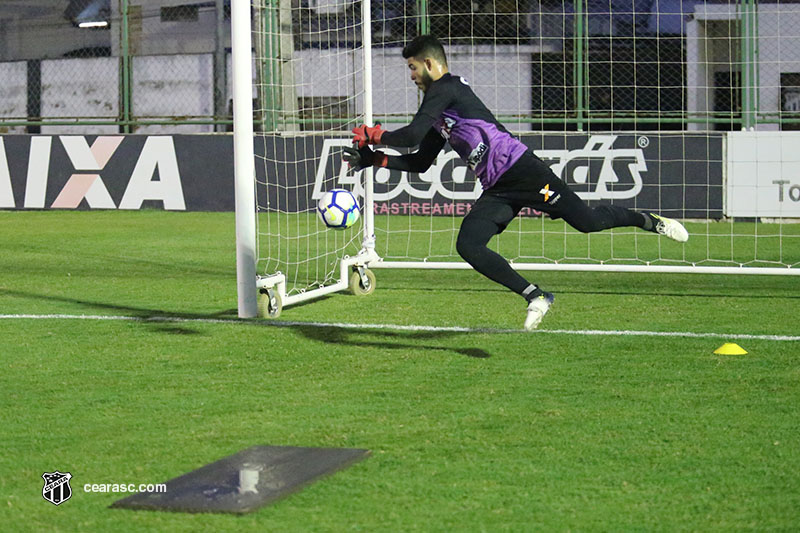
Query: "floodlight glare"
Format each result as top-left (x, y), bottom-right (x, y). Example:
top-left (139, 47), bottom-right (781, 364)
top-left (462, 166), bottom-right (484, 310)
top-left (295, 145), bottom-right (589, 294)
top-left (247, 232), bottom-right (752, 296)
top-left (78, 21), bottom-right (109, 28)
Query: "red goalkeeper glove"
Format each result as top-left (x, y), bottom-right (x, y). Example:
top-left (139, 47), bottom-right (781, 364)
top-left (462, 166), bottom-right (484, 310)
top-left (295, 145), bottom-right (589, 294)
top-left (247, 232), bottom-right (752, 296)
top-left (351, 123), bottom-right (385, 148)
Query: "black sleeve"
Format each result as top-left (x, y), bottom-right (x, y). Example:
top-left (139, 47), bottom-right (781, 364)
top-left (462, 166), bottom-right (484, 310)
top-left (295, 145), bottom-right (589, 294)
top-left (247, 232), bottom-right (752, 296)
top-left (385, 129), bottom-right (446, 172)
top-left (380, 81), bottom-right (454, 148)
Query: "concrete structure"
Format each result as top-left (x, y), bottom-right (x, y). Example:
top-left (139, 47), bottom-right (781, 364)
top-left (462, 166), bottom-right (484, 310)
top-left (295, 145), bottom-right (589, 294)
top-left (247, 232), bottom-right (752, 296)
top-left (687, 3), bottom-right (800, 131)
top-left (2, 1), bottom-right (799, 134)
top-left (109, 0), bottom-right (229, 57)
top-left (0, 1), bottom-right (110, 61)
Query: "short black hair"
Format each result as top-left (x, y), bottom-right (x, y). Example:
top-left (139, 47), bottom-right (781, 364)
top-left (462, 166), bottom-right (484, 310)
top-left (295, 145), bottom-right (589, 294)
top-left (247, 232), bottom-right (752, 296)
top-left (402, 35), bottom-right (448, 67)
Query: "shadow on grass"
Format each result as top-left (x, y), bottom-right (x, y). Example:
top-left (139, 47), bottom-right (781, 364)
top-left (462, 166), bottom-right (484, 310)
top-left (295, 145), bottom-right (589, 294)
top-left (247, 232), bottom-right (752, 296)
top-left (291, 325), bottom-right (491, 359)
top-left (0, 288), bottom-right (492, 358)
top-left (0, 287), bottom-right (235, 337)
top-left (0, 288), bottom-right (236, 318)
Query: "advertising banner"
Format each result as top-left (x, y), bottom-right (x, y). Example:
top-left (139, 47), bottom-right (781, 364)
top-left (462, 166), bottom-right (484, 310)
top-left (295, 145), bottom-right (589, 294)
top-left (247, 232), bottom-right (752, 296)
top-left (0, 133), bottom-right (723, 218)
top-left (0, 135), bottom-right (232, 211)
top-left (726, 131), bottom-right (800, 218)
top-left (314, 133), bottom-right (723, 219)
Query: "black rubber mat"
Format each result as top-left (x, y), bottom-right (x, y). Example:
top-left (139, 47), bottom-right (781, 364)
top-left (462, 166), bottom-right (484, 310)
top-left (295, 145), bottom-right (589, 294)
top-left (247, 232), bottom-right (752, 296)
top-left (110, 445), bottom-right (370, 514)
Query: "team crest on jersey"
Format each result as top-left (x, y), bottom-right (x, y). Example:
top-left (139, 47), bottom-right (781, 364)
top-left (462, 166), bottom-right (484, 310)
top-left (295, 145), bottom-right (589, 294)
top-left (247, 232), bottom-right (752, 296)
top-left (42, 471), bottom-right (73, 506)
top-left (440, 117), bottom-right (456, 140)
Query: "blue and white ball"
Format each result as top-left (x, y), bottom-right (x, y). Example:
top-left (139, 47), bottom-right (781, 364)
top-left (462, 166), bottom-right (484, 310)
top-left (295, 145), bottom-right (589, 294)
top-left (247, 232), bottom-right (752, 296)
top-left (317, 189), bottom-right (360, 230)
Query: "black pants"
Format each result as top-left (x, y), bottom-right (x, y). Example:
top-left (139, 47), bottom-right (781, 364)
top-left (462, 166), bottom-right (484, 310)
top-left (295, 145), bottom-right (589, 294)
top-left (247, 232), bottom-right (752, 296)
top-left (456, 152), bottom-right (645, 296)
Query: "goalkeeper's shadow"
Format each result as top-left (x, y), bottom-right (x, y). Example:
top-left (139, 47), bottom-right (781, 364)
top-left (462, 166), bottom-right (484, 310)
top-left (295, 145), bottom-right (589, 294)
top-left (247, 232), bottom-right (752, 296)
top-left (291, 324), bottom-right (492, 359)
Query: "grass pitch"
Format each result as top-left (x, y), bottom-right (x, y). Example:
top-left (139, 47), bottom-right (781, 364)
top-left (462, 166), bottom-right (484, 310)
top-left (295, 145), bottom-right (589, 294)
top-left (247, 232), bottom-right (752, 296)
top-left (1, 210), bottom-right (799, 532)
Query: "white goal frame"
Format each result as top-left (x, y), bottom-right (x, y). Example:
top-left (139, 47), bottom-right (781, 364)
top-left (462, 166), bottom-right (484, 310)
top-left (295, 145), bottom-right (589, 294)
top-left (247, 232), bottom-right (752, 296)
top-left (233, 0), bottom-right (799, 317)
top-left (233, 0), bottom-right (381, 318)
top-left (232, 0), bottom-right (258, 318)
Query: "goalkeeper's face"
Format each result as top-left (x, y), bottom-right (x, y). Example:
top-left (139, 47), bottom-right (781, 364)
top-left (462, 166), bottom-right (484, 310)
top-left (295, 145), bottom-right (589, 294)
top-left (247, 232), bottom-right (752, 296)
top-left (407, 57), bottom-right (436, 93)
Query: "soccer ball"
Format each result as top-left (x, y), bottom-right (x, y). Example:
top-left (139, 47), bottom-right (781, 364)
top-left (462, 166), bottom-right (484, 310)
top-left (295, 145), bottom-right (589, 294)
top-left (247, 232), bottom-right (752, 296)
top-left (317, 189), bottom-right (360, 230)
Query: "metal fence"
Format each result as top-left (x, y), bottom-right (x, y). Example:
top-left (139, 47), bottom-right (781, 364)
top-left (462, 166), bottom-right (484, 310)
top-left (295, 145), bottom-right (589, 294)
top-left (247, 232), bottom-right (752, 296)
top-left (0, 1), bottom-right (231, 134)
top-left (0, 0), bottom-right (798, 133)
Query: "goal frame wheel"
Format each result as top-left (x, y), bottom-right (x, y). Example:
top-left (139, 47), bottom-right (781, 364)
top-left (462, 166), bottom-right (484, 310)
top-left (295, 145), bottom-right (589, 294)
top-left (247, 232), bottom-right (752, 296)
top-left (257, 287), bottom-right (282, 318)
top-left (348, 267), bottom-right (376, 296)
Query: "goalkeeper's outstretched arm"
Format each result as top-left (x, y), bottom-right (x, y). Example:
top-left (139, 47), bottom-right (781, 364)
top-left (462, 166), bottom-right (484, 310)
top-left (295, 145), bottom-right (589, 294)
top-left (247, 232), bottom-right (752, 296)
top-left (378, 80), bottom-right (452, 147)
top-left (379, 114), bottom-right (437, 148)
top-left (344, 129), bottom-right (445, 173)
top-left (385, 129), bottom-right (445, 172)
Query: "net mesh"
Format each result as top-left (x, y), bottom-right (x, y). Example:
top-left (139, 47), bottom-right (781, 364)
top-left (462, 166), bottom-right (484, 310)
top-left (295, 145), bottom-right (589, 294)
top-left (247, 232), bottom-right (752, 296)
top-left (365, 0), bottom-right (800, 270)
top-left (249, 0), bottom-right (800, 287)
top-left (253, 0), bottom-right (364, 296)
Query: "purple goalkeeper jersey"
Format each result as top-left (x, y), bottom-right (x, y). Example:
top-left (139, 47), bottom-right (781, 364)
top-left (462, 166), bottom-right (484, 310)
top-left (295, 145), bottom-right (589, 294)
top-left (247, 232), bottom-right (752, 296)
top-left (434, 109), bottom-right (527, 189)
top-left (382, 73), bottom-right (528, 189)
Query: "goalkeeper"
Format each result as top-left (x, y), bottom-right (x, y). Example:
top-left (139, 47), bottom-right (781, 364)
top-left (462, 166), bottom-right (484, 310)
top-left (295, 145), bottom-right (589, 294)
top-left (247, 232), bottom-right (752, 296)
top-left (343, 34), bottom-right (689, 331)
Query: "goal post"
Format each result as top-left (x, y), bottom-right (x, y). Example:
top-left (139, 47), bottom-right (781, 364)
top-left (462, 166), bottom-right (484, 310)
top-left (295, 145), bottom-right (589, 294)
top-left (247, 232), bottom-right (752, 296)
top-left (234, 0), bottom-right (800, 317)
top-left (232, 0), bottom-right (258, 318)
top-left (232, 0), bottom-right (383, 318)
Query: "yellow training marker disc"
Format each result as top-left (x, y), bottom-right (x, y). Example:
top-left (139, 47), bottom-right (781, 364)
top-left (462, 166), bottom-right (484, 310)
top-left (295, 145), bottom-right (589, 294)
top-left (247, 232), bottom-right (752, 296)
top-left (714, 342), bottom-right (748, 355)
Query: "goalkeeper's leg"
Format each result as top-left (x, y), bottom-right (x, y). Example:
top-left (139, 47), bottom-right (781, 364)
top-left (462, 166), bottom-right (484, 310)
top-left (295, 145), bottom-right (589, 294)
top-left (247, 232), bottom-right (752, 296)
top-left (456, 196), bottom-right (532, 296)
top-left (455, 196), bottom-right (554, 330)
top-left (494, 152), bottom-right (688, 242)
top-left (554, 188), bottom-right (689, 242)
top-left (555, 188), bottom-right (648, 232)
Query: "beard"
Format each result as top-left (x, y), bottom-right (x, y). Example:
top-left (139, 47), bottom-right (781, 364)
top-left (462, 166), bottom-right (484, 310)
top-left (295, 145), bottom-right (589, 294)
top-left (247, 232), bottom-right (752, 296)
top-left (419, 69), bottom-right (434, 91)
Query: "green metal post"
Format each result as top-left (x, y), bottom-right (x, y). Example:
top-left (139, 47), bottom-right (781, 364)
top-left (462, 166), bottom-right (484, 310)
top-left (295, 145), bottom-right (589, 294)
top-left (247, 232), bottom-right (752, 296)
top-left (742, 0), bottom-right (753, 129)
top-left (573, 0), bottom-right (586, 132)
top-left (739, 0), bottom-right (758, 130)
top-left (739, 0), bottom-right (747, 129)
top-left (253, 2), bottom-right (265, 131)
top-left (417, 0), bottom-right (429, 35)
top-left (214, 0), bottom-right (227, 132)
top-left (255, 0), bottom-right (277, 131)
top-left (269, 0), bottom-right (281, 129)
top-left (751, 0), bottom-right (759, 128)
top-left (120, 0), bottom-right (132, 133)
top-left (261, 2), bottom-right (274, 131)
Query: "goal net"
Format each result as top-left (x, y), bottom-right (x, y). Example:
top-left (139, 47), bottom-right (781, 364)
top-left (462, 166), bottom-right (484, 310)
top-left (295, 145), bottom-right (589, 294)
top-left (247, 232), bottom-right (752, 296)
top-left (365, 0), bottom-right (799, 274)
top-left (233, 0), bottom-right (800, 316)
top-left (234, 0), bottom-right (380, 317)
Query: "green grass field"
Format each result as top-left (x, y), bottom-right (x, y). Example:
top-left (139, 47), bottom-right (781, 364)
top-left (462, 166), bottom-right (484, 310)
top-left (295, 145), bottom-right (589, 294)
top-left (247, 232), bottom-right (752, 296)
top-left (1, 210), bottom-right (799, 532)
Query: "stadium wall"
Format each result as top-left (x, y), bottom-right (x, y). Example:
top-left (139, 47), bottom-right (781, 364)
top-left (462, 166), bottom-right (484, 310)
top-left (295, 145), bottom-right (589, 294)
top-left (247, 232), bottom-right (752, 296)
top-left (0, 48), bottom-right (534, 134)
top-left (687, 4), bottom-right (800, 132)
top-left (3, 38), bottom-right (798, 134)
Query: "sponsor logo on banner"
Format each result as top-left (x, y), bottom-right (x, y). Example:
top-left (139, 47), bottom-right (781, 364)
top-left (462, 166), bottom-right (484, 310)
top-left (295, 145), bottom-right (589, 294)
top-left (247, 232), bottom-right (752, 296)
top-left (313, 135), bottom-right (647, 213)
top-left (536, 135), bottom-right (646, 201)
top-left (0, 136), bottom-right (185, 210)
top-left (312, 139), bottom-right (483, 203)
top-left (42, 471), bottom-right (73, 506)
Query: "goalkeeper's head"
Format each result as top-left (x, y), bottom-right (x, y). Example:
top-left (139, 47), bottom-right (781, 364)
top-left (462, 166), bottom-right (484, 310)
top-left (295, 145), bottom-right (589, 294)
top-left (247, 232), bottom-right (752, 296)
top-left (402, 35), bottom-right (448, 93)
